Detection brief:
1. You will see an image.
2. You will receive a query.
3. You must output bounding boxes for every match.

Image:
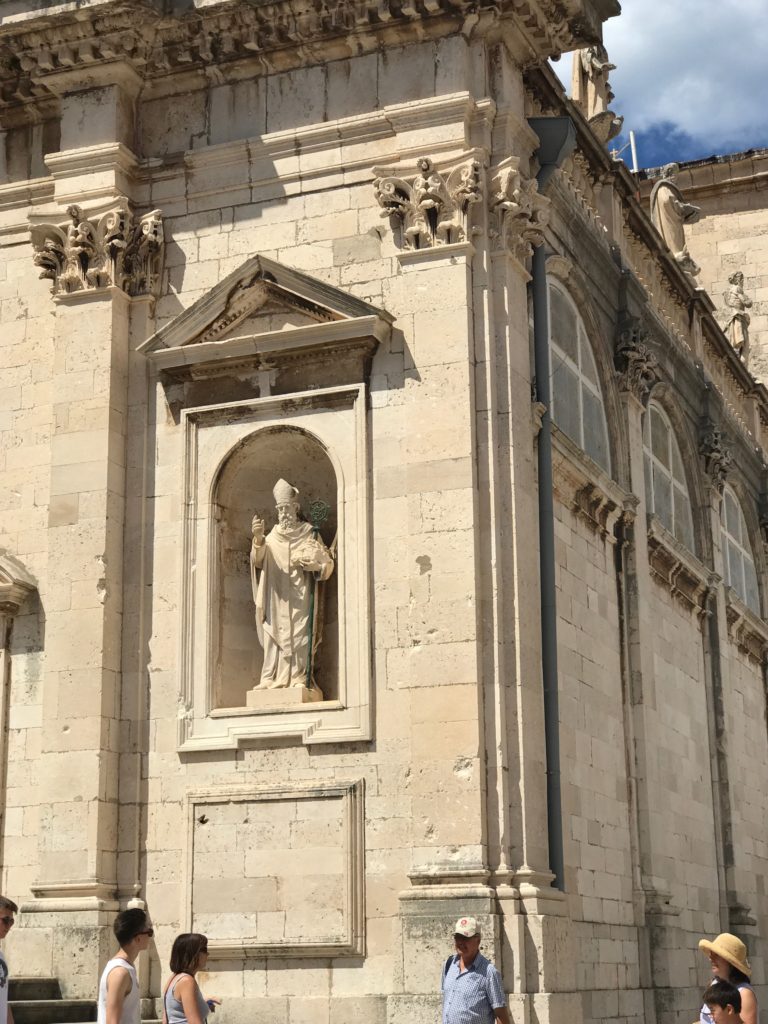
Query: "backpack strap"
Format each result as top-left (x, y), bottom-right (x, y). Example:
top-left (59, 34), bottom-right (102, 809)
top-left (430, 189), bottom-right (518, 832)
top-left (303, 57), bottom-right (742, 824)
top-left (443, 954), bottom-right (455, 979)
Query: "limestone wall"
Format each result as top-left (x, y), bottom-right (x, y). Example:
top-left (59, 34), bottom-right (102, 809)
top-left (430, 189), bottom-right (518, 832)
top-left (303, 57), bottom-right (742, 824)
top-left (1, 6), bottom-right (768, 1024)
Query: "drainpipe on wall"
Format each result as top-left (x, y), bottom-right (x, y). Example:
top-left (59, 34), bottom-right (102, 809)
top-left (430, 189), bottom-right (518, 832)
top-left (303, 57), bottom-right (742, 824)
top-left (527, 117), bottom-right (576, 891)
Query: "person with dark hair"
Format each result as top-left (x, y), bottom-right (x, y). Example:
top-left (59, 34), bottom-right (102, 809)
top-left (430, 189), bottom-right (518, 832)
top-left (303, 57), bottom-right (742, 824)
top-left (698, 933), bottom-right (757, 1024)
top-left (703, 980), bottom-right (743, 1024)
top-left (162, 934), bottom-right (220, 1024)
top-left (97, 908), bottom-right (153, 1024)
top-left (0, 896), bottom-right (18, 1024)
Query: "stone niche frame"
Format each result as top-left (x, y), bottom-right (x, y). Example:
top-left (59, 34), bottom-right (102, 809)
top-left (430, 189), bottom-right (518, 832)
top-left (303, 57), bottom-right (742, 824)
top-left (183, 780), bottom-right (365, 959)
top-left (179, 384), bottom-right (371, 749)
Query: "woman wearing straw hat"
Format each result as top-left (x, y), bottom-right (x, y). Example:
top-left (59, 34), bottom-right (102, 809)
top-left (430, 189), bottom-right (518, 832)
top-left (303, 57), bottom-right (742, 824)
top-left (698, 933), bottom-right (757, 1024)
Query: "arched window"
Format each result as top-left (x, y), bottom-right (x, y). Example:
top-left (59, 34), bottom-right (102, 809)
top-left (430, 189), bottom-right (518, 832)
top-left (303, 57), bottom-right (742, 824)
top-left (548, 280), bottom-right (611, 473)
top-left (642, 402), bottom-right (695, 551)
top-left (721, 486), bottom-right (760, 613)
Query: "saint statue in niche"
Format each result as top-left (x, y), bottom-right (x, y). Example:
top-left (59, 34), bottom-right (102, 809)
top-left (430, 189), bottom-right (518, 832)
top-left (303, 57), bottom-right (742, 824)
top-left (250, 479), bottom-right (334, 696)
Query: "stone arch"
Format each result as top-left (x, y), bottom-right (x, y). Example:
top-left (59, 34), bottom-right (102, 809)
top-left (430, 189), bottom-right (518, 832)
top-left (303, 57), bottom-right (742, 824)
top-left (210, 426), bottom-right (340, 709)
top-left (545, 258), bottom-right (629, 485)
top-left (645, 383), bottom-right (711, 563)
top-left (721, 473), bottom-right (765, 615)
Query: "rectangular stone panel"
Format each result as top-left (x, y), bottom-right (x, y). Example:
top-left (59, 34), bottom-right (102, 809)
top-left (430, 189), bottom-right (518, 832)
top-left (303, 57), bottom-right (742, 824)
top-left (185, 780), bottom-right (364, 958)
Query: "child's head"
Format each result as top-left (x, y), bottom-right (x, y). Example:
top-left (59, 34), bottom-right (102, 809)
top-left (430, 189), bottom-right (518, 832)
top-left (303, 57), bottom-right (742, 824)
top-left (704, 980), bottom-right (742, 1024)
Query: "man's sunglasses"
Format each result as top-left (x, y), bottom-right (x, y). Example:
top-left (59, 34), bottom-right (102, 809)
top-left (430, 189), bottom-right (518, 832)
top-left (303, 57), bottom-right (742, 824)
top-left (137, 928), bottom-right (154, 938)
top-left (0, 917), bottom-right (14, 926)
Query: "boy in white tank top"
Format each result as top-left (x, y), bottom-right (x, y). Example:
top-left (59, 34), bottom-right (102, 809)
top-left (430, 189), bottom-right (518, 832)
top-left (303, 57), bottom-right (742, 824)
top-left (97, 909), bottom-right (153, 1024)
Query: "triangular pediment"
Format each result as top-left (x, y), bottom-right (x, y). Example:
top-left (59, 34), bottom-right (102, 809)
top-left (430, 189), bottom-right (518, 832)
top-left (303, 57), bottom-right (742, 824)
top-left (140, 255), bottom-right (392, 361)
top-left (0, 550), bottom-right (37, 615)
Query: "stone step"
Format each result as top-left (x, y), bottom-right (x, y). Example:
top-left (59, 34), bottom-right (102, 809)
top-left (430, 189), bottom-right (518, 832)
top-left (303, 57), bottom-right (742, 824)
top-left (8, 980), bottom-right (62, 1002)
top-left (10, 999), bottom-right (97, 1024)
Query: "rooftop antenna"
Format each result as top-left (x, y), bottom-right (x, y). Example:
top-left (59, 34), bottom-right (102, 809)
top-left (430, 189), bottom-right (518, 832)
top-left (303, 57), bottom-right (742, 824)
top-left (611, 129), bottom-right (639, 173)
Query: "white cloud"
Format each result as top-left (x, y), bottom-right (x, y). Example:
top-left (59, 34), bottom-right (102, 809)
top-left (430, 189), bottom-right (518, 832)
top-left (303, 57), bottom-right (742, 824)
top-left (554, 0), bottom-right (768, 154)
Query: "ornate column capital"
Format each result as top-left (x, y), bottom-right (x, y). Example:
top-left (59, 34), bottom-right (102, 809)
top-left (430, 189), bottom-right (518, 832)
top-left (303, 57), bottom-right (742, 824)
top-left (489, 156), bottom-right (549, 266)
top-left (372, 154), bottom-right (482, 251)
top-left (614, 311), bottom-right (660, 404)
top-left (30, 203), bottom-right (164, 300)
top-left (699, 419), bottom-right (734, 493)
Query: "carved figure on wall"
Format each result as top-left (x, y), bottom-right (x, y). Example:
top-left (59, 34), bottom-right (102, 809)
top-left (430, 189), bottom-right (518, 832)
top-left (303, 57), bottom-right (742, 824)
top-left (722, 271), bottom-right (753, 365)
top-left (571, 44), bottom-right (623, 143)
top-left (373, 154), bottom-right (482, 250)
top-left (250, 479), bottom-right (334, 694)
top-left (650, 165), bottom-right (701, 278)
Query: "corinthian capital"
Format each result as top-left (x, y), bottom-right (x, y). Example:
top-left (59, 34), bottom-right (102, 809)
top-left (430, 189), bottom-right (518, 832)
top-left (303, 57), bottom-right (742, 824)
top-left (30, 203), bottom-right (164, 300)
top-left (373, 154), bottom-right (482, 251)
top-left (489, 156), bottom-right (550, 264)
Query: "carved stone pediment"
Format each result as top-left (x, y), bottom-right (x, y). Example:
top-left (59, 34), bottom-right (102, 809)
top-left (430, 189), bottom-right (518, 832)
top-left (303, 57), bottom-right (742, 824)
top-left (139, 255), bottom-right (392, 387)
top-left (0, 551), bottom-right (37, 616)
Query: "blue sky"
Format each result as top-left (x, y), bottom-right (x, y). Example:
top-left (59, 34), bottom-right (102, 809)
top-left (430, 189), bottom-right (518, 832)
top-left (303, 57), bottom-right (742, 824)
top-left (552, 0), bottom-right (768, 169)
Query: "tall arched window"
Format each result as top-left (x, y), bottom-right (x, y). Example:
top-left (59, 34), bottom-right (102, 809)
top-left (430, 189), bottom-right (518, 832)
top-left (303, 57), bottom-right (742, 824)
top-left (548, 280), bottom-right (611, 473)
top-left (642, 402), bottom-right (695, 551)
top-left (721, 486), bottom-right (760, 613)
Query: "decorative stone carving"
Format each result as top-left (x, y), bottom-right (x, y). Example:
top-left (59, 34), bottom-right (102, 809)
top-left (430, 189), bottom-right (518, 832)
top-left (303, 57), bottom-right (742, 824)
top-left (724, 586), bottom-right (768, 664)
top-left (699, 421), bottom-right (733, 492)
top-left (614, 311), bottom-right (660, 403)
top-left (373, 155), bottom-right (482, 250)
top-left (0, 552), bottom-right (37, 617)
top-left (649, 165), bottom-right (701, 279)
top-left (571, 44), bottom-right (623, 144)
top-left (30, 204), bottom-right (164, 299)
top-left (489, 157), bottom-right (550, 262)
top-left (721, 271), bottom-right (753, 365)
top-left (0, 0), bottom-right (592, 105)
top-left (249, 479), bottom-right (334, 700)
top-left (646, 516), bottom-right (712, 618)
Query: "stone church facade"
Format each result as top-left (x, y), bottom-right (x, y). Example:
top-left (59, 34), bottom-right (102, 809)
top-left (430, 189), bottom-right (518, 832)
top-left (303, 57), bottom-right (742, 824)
top-left (1, 3), bottom-right (767, 1024)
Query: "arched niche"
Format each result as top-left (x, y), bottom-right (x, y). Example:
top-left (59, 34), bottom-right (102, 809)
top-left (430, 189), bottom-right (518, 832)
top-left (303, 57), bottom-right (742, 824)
top-left (212, 426), bottom-right (339, 709)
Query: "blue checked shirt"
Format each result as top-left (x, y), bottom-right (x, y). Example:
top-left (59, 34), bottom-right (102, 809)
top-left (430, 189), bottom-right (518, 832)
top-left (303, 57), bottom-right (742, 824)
top-left (441, 952), bottom-right (506, 1024)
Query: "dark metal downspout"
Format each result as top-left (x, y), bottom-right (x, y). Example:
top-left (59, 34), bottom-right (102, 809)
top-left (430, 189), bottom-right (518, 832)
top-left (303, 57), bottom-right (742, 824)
top-left (528, 117), bottom-right (576, 892)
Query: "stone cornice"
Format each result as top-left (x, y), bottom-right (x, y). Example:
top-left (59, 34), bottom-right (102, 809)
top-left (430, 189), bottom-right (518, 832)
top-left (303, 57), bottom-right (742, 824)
top-left (0, 0), bottom-right (616, 110)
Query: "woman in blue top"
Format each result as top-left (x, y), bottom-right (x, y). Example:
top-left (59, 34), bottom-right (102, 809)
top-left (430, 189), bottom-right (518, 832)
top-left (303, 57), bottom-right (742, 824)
top-left (698, 933), bottom-right (757, 1024)
top-left (162, 934), bottom-right (221, 1024)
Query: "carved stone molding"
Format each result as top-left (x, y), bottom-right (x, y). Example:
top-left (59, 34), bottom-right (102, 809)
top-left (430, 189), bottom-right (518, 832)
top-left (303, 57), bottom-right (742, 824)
top-left (724, 587), bottom-right (768, 664)
top-left (489, 156), bottom-right (549, 265)
top-left (646, 515), bottom-right (714, 619)
top-left (551, 426), bottom-right (633, 543)
top-left (373, 154), bottom-right (482, 251)
top-left (0, 552), bottom-right (37, 617)
top-left (699, 420), bottom-right (734, 493)
top-left (0, 0), bottom-right (612, 108)
top-left (30, 204), bottom-right (163, 300)
top-left (614, 311), bottom-right (660, 403)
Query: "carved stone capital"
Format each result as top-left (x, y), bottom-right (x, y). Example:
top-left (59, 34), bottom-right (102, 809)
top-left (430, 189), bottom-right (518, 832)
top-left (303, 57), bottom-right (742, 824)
top-left (373, 154), bottom-right (482, 251)
top-left (489, 156), bottom-right (550, 263)
top-left (30, 204), bottom-right (163, 300)
top-left (614, 311), bottom-right (659, 403)
top-left (699, 420), bottom-right (733, 492)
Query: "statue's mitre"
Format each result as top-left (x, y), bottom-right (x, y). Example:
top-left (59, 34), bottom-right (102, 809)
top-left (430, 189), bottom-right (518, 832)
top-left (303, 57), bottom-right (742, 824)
top-left (273, 478), bottom-right (299, 504)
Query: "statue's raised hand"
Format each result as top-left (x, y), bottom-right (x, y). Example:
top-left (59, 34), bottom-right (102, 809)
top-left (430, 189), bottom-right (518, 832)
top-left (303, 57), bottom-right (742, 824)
top-left (251, 514), bottom-right (265, 541)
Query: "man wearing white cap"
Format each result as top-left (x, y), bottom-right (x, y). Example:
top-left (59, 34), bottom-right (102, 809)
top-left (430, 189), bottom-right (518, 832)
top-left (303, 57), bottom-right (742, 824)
top-left (441, 916), bottom-right (509, 1024)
